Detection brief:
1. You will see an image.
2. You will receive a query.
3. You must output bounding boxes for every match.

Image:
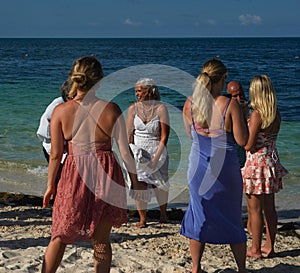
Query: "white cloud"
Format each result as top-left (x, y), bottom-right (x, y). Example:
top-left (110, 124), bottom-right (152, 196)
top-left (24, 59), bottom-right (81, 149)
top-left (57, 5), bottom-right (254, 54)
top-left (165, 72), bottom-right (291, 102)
top-left (207, 19), bottom-right (217, 25)
top-left (124, 18), bottom-right (141, 26)
top-left (154, 20), bottom-right (161, 26)
top-left (239, 14), bottom-right (262, 25)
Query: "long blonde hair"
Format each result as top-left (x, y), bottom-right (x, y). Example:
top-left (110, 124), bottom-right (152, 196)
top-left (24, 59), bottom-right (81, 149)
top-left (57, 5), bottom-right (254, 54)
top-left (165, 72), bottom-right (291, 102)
top-left (68, 56), bottom-right (104, 99)
top-left (249, 75), bottom-right (277, 129)
top-left (192, 59), bottom-right (227, 126)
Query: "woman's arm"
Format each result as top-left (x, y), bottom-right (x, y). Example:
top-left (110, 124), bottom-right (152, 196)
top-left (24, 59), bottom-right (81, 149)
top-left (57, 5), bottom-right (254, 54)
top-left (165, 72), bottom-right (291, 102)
top-left (183, 97), bottom-right (192, 139)
top-left (230, 99), bottom-right (249, 147)
top-left (43, 105), bottom-right (64, 208)
top-left (125, 104), bottom-right (135, 144)
top-left (244, 110), bottom-right (262, 151)
top-left (113, 104), bottom-right (143, 192)
top-left (151, 104), bottom-right (170, 166)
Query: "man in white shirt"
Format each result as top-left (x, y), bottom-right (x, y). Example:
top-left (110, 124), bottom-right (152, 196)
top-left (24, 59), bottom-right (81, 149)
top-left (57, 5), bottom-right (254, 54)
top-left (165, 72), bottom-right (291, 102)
top-left (37, 80), bottom-right (71, 192)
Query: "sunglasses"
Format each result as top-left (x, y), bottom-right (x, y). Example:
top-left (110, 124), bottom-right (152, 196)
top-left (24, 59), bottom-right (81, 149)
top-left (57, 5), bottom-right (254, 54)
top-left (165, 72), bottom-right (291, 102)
top-left (231, 93), bottom-right (242, 98)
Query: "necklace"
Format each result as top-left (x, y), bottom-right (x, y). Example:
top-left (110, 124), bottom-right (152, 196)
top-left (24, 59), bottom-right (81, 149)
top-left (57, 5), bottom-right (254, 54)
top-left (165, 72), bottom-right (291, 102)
top-left (141, 102), bottom-right (154, 122)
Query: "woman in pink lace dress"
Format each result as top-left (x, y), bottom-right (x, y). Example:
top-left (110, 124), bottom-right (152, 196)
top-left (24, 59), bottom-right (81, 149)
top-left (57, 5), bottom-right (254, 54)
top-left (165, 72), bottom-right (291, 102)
top-left (42, 56), bottom-right (141, 273)
top-left (242, 75), bottom-right (288, 259)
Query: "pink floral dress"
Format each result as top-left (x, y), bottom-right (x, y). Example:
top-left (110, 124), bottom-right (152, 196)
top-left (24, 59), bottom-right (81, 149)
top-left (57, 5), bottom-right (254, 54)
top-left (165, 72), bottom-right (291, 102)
top-left (242, 132), bottom-right (288, 194)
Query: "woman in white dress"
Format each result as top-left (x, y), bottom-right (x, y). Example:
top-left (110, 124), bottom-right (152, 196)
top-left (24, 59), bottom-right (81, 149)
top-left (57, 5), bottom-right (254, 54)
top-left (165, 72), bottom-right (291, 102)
top-left (126, 78), bottom-right (170, 228)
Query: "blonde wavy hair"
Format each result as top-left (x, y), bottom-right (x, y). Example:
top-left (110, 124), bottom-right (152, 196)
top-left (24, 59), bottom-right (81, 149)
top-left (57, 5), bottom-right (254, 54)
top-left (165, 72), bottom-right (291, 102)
top-left (249, 75), bottom-right (277, 129)
top-left (192, 59), bottom-right (227, 126)
top-left (68, 56), bottom-right (104, 99)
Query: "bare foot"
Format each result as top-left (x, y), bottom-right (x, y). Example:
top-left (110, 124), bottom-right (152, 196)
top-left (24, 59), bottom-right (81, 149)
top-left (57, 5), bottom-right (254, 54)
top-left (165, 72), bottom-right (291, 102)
top-left (136, 221), bottom-right (147, 228)
top-left (246, 248), bottom-right (262, 259)
top-left (159, 215), bottom-right (168, 224)
top-left (190, 267), bottom-right (203, 273)
top-left (261, 246), bottom-right (276, 258)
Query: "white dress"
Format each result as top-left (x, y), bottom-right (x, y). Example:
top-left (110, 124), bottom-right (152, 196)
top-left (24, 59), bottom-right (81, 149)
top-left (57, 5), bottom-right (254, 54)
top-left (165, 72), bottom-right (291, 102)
top-left (130, 114), bottom-right (169, 191)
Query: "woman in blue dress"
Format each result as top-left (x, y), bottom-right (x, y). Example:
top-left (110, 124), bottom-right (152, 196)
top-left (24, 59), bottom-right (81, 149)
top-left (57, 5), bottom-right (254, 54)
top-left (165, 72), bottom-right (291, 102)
top-left (180, 59), bottom-right (249, 273)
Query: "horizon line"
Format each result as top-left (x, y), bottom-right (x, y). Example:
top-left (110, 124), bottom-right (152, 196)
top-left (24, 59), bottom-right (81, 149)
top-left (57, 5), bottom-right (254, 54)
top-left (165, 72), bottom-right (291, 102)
top-left (0, 35), bottom-right (299, 39)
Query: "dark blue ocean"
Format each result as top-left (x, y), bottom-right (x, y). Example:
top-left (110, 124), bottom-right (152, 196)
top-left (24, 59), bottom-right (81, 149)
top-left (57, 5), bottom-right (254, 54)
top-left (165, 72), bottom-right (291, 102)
top-left (0, 38), bottom-right (299, 214)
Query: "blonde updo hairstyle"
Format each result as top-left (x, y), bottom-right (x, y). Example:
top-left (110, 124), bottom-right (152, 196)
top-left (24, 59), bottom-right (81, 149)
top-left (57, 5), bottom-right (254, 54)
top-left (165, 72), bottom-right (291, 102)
top-left (249, 75), bottom-right (277, 129)
top-left (68, 56), bottom-right (104, 99)
top-left (192, 59), bottom-right (227, 126)
top-left (136, 78), bottom-right (161, 101)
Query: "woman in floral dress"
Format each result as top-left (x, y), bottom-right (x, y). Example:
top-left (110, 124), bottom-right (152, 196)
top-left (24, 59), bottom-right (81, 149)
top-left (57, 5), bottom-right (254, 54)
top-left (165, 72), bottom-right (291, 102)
top-left (242, 75), bottom-right (288, 259)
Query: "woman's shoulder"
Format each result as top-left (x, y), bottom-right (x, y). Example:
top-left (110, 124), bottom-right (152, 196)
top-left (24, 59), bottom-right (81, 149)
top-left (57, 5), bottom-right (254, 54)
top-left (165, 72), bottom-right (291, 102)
top-left (183, 96), bottom-right (192, 108)
top-left (53, 99), bottom-right (74, 113)
top-left (186, 96), bottom-right (192, 103)
top-left (250, 109), bottom-right (262, 119)
top-left (215, 95), bottom-right (235, 114)
top-left (156, 101), bottom-right (167, 110)
top-left (219, 95), bottom-right (234, 105)
top-left (101, 100), bottom-right (122, 115)
top-left (127, 102), bottom-right (137, 114)
top-left (128, 102), bottom-right (136, 109)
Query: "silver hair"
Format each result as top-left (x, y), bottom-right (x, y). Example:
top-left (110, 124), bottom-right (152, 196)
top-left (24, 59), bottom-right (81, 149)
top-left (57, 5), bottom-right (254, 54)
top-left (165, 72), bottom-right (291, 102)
top-left (135, 78), bottom-right (160, 100)
top-left (135, 78), bottom-right (156, 88)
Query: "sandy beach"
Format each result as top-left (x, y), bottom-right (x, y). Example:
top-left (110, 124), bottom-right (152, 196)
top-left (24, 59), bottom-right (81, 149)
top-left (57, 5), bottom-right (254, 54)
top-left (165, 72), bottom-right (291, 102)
top-left (0, 193), bottom-right (299, 273)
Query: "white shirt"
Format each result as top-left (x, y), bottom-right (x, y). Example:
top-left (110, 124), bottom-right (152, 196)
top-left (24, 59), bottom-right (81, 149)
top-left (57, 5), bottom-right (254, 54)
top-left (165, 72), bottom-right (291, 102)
top-left (36, 96), bottom-right (67, 162)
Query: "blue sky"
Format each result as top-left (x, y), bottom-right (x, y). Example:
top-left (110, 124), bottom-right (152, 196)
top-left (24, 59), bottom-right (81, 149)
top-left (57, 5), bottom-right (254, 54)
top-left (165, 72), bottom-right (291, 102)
top-left (0, 0), bottom-right (299, 38)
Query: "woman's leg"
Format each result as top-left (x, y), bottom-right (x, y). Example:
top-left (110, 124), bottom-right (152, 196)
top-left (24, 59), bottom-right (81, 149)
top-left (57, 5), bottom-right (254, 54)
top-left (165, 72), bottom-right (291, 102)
top-left (135, 199), bottom-right (147, 228)
top-left (246, 194), bottom-right (263, 258)
top-left (189, 239), bottom-right (205, 273)
top-left (135, 181), bottom-right (148, 228)
top-left (93, 218), bottom-right (113, 273)
top-left (230, 242), bottom-right (247, 273)
top-left (246, 199), bottom-right (252, 235)
top-left (42, 237), bottom-right (66, 273)
top-left (154, 187), bottom-right (168, 223)
top-left (261, 193), bottom-right (277, 257)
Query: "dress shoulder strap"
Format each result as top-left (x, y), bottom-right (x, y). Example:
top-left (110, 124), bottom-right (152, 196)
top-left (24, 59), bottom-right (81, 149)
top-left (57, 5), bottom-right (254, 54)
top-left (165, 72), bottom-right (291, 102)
top-left (133, 102), bottom-right (137, 115)
top-left (221, 98), bottom-right (231, 129)
top-left (190, 98), bottom-right (231, 134)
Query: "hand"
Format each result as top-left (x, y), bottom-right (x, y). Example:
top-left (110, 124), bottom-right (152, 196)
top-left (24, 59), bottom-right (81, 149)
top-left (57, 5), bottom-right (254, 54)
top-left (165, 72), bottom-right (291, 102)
top-left (130, 182), bottom-right (150, 202)
top-left (43, 186), bottom-right (56, 208)
top-left (147, 159), bottom-right (158, 169)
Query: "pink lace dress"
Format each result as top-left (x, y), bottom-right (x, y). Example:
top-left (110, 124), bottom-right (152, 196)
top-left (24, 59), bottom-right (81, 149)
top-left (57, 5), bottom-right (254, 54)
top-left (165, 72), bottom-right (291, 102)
top-left (51, 140), bottom-right (128, 244)
top-left (242, 132), bottom-right (288, 194)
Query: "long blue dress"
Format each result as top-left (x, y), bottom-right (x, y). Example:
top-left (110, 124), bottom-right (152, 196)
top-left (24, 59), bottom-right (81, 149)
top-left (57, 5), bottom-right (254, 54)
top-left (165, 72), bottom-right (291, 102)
top-left (180, 99), bottom-right (246, 244)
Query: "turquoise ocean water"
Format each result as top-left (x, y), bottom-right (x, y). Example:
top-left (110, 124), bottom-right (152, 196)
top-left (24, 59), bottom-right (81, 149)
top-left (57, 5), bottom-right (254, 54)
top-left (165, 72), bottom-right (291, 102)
top-left (0, 38), bottom-right (299, 215)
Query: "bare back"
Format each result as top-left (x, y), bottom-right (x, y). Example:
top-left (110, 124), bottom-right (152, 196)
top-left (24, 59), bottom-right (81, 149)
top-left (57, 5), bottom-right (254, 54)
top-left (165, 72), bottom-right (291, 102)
top-left (56, 99), bottom-right (121, 144)
top-left (183, 95), bottom-right (248, 147)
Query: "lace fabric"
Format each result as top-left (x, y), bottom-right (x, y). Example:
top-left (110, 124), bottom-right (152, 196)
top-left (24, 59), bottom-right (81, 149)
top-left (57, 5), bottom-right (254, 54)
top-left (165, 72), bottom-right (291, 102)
top-left (51, 143), bottom-right (127, 244)
top-left (129, 114), bottom-right (169, 191)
